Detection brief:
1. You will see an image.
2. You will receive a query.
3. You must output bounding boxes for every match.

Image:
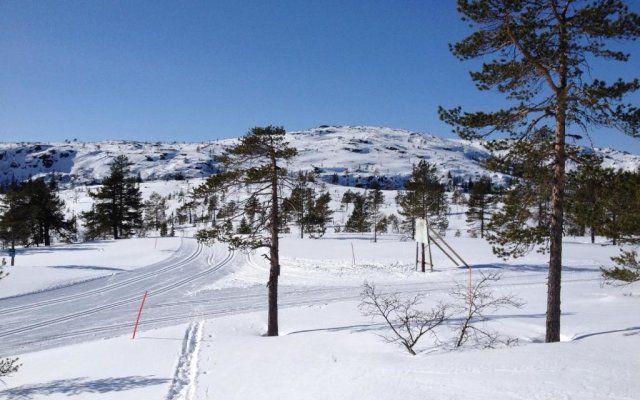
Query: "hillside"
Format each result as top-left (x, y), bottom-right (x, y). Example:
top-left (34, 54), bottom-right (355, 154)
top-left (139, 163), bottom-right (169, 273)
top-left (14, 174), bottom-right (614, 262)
top-left (1, 126), bottom-right (639, 188)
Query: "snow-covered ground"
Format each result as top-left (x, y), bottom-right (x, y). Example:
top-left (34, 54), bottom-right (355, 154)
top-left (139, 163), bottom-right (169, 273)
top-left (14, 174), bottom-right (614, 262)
top-left (1, 133), bottom-right (639, 399)
top-left (1, 232), bottom-right (638, 400)
top-left (1, 238), bottom-right (181, 299)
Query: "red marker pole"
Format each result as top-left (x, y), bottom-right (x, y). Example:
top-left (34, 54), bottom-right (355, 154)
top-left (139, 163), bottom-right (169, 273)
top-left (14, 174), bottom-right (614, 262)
top-left (132, 290), bottom-right (148, 339)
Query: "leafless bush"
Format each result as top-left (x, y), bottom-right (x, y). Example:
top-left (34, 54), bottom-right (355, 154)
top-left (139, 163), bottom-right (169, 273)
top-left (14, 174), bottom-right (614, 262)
top-left (0, 357), bottom-right (20, 379)
top-left (451, 271), bottom-right (523, 349)
top-left (359, 282), bottom-right (448, 355)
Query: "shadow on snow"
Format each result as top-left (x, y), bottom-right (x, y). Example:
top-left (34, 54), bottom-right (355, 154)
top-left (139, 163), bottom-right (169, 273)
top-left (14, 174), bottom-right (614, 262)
top-left (0, 376), bottom-right (169, 399)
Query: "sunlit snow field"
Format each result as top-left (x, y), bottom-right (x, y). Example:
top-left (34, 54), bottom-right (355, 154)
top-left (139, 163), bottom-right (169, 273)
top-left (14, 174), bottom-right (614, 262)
top-left (1, 230), bottom-right (638, 400)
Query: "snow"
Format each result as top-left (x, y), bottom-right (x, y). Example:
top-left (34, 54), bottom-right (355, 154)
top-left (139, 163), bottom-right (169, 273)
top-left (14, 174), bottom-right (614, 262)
top-left (1, 237), bottom-right (181, 299)
top-left (1, 127), bottom-right (639, 399)
top-left (0, 324), bottom-right (189, 400)
top-left (1, 231), bottom-right (638, 400)
top-left (3, 126), bottom-right (639, 190)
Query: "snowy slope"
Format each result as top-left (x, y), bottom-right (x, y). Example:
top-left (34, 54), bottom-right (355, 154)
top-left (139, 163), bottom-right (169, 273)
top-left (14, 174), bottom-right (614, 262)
top-left (2, 126), bottom-right (639, 189)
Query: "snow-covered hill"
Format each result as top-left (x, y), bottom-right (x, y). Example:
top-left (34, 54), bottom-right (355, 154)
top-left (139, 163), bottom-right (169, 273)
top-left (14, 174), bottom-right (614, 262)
top-left (1, 126), bottom-right (639, 188)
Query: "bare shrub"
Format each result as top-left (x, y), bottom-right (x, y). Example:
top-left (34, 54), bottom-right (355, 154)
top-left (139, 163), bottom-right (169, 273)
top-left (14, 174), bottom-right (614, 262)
top-left (359, 282), bottom-right (448, 355)
top-left (0, 357), bottom-right (20, 379)
top-left (451, 271), bottom-right (523, 349)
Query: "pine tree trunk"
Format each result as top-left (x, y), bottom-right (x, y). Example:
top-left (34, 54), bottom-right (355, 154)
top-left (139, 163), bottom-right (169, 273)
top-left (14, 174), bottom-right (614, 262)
top-left (590, 227), bottom-right (595, 244)
top-left (421, 242), bottom-right (425, 273)
top-left (267, 155), bottom-right (279, 337)
top-left (44, 221), bottom-right (51, 246)
top-left (546, 102), bottom-right (567, 344)
top-left (373, 212), bottom-right (377, 243)
top-left (546, 17), bottom-right (570, 344)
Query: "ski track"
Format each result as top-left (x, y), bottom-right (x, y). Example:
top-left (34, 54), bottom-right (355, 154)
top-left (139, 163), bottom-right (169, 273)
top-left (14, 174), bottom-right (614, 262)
top-left (0, 239), bottom-right (232, 356)
top-left (0, 237), bottom-right (600, 357)
top-left (0, 238), bottom-right (198, 315)
top-left (165, 321), bottom-right (204, 400)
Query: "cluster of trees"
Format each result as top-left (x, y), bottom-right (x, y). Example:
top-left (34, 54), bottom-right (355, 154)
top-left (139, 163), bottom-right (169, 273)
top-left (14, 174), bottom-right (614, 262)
top-left (0, 176), bottom-right (76, 248)
top-left (566, 158), bottom-right (640, 245)
top-left (341, 183), bottom-right (386, 241)
top-left (282, 172), bottom-right (333, 239)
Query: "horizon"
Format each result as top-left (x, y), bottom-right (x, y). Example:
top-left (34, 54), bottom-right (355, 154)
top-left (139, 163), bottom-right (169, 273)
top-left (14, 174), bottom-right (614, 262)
top-left (1, 1), bottom-right (639, 153)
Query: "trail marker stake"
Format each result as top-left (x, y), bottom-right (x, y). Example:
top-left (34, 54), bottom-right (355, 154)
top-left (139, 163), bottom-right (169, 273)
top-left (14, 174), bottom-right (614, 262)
top-left (132, 290), bottom-right (148, 339)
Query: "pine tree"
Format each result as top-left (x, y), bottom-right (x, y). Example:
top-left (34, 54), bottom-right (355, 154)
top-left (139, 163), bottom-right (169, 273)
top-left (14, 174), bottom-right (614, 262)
top-left (344, 192), bottom-right (370, 233)
top-left (601, 249), bottom-right (640, 284)
top-left (484, 129), bottom-right (555, 259)
top-left (82, 155), bottom-right (143, 239)
top-left (601, 169), bottom-right (640, 244)
top-left (195, 126), bottom-right (297, 337)
top-left (565, 156), bottom-right (608, 242)
top-left (396, 160), bottom-right (449, 235)
top-left (465, 176), bottom-right (495, 238)
top-left (143, 192), bottom-right (168, 232)
top-left (440, 0), bottom-right (640, 343)
top-left (282, 172), bottom-right (316, 238)
top-left (0, 179), bottom-right (74, 247)
top-left (368, 181), bottom-right (385, 243)
top-left (305, 191), bottom-right (333, 238)
top-left (237, 217), bottom-right (252, 234)
top-left (396, 161), bottom-right (449, 272)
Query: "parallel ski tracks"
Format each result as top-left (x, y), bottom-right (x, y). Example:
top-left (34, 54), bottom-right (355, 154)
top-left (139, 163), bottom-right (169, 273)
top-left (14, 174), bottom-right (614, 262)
top-left (0, 238), bottom-right (203, 316)
top-left (0, 245), bottom-right (234, 341)
top-left (13, 272), bottom-right (600, 350)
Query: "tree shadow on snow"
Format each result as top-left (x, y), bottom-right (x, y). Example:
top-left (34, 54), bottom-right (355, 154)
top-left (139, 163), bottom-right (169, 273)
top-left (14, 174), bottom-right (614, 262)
top-left (0, 376), bottom-right (169, 399)
top-left (14, 244), bottom-right (105, 256)
top-left (287, 312), bottom-right (558, 337)
top-left (287, 322), bottom-right (390, 335)
top-left (573, 326), bottom-right (640, 341)
top-left (469, 263), bottom-right (594, 273)
top-left (47, 265), bottom-right (125, 272)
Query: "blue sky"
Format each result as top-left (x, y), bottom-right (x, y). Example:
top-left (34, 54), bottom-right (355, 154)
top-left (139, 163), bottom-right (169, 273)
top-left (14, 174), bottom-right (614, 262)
top-left (1, 0), bottom-right (639, 152)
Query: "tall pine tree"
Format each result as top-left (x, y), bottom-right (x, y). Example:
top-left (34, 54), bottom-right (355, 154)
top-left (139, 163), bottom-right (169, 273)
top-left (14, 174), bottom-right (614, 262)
top-left (440, 0), bottom-right (640, 342)
top-left (195, 126), bottom-right (297, 337)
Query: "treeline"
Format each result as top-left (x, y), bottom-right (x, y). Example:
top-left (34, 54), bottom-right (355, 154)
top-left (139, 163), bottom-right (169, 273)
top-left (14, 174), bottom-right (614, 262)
top-left (0, 176), bottom-right (76, 248)
top-left (2, 145), bottom-right (639, 253)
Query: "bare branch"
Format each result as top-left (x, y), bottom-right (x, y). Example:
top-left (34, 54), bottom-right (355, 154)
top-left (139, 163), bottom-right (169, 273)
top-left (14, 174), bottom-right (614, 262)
top-left (360, 282), bottom-right (448, 355)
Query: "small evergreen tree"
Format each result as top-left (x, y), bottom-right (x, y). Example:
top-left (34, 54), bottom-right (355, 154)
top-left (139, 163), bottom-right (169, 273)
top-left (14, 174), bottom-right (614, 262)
top-left (396, 161), bottom-right (449, 272)
top-left (282, 172), bottom-right (316, 238)
top-left (601, 170), bottom-right (640, 244)
top-left (565, 156), bottom-right (608, 242)
top-left (602, 249), bottom-right (640, 284)
top-left (368, 181), bottom-right (385, 243)
top-left (397, 161), bottom-right (449, 235)
top-left (305, 191), bottom-right (333, 238)
top-left (465, 176), bottom-right (495, 239)
top-left (81, 156), bottom-right (143, 239)
top-left (237, 217), bottom-right (252, 234)
top-left (344, 192), bottom-right (370, 233)
top-left (143, 192), bottom-right (168, 232)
